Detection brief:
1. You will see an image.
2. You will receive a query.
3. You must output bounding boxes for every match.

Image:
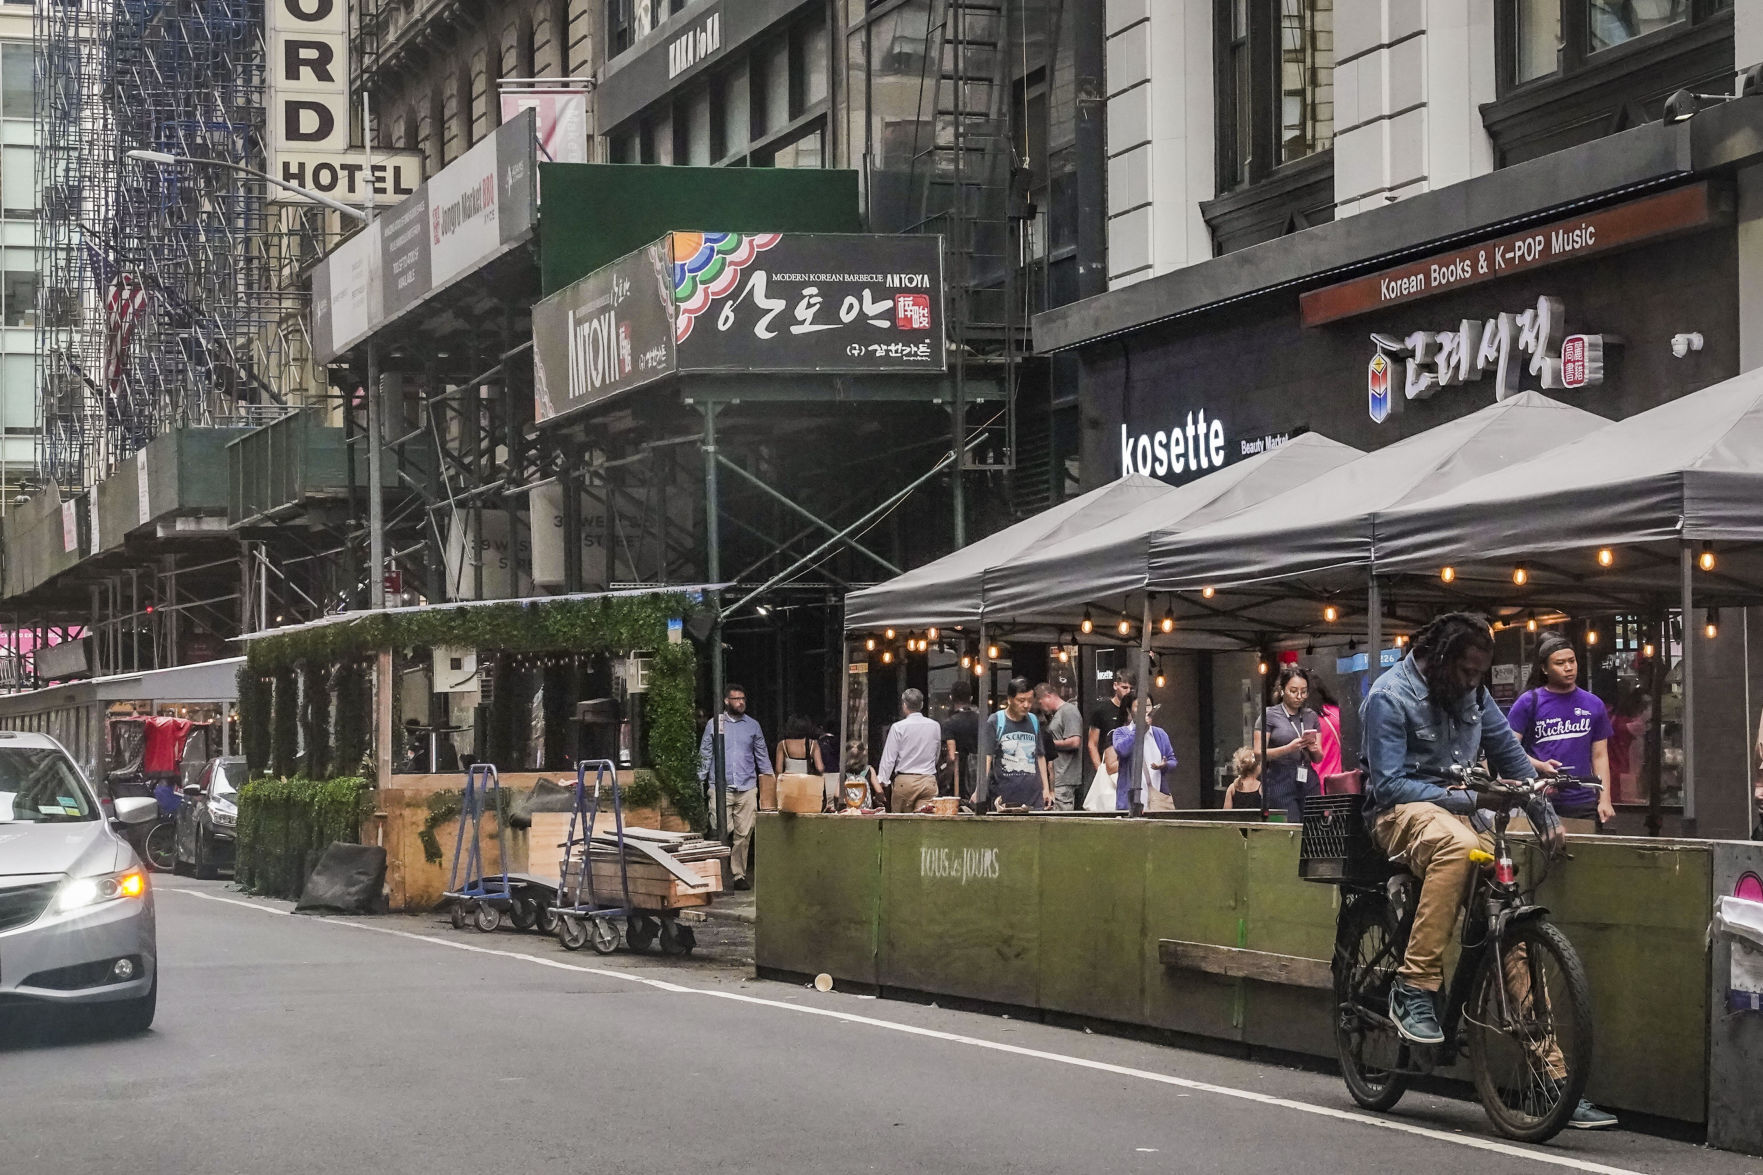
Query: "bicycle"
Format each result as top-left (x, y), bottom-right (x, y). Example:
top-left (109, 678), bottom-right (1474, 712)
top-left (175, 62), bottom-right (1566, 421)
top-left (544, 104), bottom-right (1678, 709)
top-left (1312, 766), bottom-right (1597, 1143)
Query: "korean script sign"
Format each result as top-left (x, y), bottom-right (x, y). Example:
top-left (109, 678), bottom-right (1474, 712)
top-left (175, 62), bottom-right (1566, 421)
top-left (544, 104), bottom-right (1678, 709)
top-left (669, 232), bottom-right (947, 373)
top-left (531, 240), bottom-right (676, 424)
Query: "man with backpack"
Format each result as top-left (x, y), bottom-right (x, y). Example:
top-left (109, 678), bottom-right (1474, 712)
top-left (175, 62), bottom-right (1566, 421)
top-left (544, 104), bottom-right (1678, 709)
top-left (983, 676), bottom-right (1053, 811)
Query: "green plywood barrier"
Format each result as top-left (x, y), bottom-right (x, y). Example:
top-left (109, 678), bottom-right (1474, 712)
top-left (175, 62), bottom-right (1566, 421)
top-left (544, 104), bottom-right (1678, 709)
top-left (754, 814), bottom-right (881, 984)
top-left (757, 816), bottom-right (1715, 1125)
top-left (1037, 819), bottom-right (1149, 1024)
top-left (878, 817), bottom-right (1041, 1007)
top-left (1536, 839), bottom-right (1710, 1122)
top-left (1141, 823), bottom-right (1250, 1042)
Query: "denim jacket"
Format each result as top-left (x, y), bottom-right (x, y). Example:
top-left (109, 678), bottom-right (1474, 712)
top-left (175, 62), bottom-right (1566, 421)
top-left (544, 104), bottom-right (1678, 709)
top-left (1360, 653), bottom-right (1535, 817)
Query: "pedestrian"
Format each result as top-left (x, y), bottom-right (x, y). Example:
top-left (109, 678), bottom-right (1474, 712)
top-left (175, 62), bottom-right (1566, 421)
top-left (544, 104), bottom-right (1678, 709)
top-left (773, 715), bottom-right (825, 777)
top-left (1034, 683), bottom-right (1084, 809)
top-left (1087, 675), bottom-right (1134, 773)
top-left (877, 688), bottom-right (943, 812)
top-left (984, 676), bottom-right (1052, 811)
top-left (1302, 671), bottom-right (1346, 780)
top-left (1608, 687), bottom-right (1649, 803)
top-left (697, 683), bottom-right (770, 890)
top-left (1104, 696), bottom-right (1177, 811)
top-left (1254, 666), bottom-right (1321, 821)
top-left (941, 679), bottom-right (980, 799)
top-left (1221, 746), bottom-right (1264, 810)
top-left (840, 744), bottom-right (880, 811)
top-left (1506, 633), bottom-right (1615, 831)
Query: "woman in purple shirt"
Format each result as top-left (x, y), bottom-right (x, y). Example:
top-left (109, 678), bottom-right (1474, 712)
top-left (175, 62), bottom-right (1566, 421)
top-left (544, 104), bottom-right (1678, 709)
top-left (1505, 634), bottom-right (1614, 827)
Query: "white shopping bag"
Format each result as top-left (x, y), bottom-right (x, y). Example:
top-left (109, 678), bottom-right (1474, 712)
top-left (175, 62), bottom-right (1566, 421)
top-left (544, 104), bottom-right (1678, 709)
top-left (1083, 764), bottom-right (1118, 812)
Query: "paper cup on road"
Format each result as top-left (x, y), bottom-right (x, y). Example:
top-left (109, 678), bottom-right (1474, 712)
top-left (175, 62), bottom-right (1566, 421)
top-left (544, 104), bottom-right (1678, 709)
top-left (814, 973), bottom-right (834, 992)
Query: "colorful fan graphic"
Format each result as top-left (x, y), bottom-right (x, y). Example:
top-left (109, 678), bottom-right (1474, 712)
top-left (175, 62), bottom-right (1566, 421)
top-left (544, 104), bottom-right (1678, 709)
top-left (671, 231), bottom-right (782, 343)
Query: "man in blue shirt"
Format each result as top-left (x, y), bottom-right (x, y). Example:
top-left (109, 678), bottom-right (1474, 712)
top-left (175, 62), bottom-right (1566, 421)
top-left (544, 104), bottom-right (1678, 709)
top-left (698, 683), bottom-right (770, 889)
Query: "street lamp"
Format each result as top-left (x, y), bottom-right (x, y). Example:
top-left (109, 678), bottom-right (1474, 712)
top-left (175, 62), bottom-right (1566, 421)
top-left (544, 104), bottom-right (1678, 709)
top-left (130, 147), bottom-right (386, 612)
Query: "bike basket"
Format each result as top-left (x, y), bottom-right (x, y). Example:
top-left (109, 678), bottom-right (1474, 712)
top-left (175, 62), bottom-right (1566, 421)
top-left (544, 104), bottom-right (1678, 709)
top-left (1298, 794), bottom-right (1388, 884)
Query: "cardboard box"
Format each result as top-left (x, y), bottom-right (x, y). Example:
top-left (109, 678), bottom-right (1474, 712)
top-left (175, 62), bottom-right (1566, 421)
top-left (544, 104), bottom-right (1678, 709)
top-left (758, 773), bottom-right (778, 810)
top-left (777, 772), bottom-right (823, 814)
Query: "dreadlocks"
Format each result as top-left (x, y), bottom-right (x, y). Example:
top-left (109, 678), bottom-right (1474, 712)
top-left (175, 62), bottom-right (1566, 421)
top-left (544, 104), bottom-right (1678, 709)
top-left (1409, 611), bottom-right (1495, 706)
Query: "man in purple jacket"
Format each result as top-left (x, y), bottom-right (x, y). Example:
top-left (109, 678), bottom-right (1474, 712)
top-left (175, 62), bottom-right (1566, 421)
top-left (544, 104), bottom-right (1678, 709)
top-left (1506, 634), bottom-right (1615, 829)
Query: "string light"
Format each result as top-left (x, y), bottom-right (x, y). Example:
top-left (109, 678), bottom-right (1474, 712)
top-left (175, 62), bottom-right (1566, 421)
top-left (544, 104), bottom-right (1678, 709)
top-left (1201, 586), bottom-right (1216, 599)
top-left (1155, 672), bottom-right (1166, 689)
top-left (1080, 609), bottom-right (1093, 635)
top-left (1511, 563), bottom-right (1529, 587)
top-left (1586, 628), bottom-right (1599, 645)
top-left (1257, 660), bottom-right (1268, 675)
top-left (1596, 548), bottom-right (1614, 568)
top-left (1322, 604), bottom-right (1339, 623)
top-left (1642, 642), bottom-right (1656, 659)
top-left (1526, 611), bottom-right (1537, 633)
top-left (1439, 566), bottom-right (1456, 583)
top-left (865, 637), bottom-right (876, 652)
top-left (884, 628), bottom-right (896, 641)
top-left (987, 643), bottom-right (1000, 660)
top-left (1705, 608), bottom-right (1720, 639)
top-left (972, 660), bottom-right (984, 677)
top-left (1699, 542), bottom-right (1717, 572)
top-left (881, 649), bottom-right (893, 664)
top-left (1394, 634), bottom-right (1407, 648)
top-left (960, 653), bottom-right (971, 668)
top-left (1116, 617), bottom-right (1131, 636)
top-left (1057, 647), bottom-right (1069, 664)
top-left (1160, 606), bottom-right (1175, 634)
top-left (927, 626), bottom-right (939, 642)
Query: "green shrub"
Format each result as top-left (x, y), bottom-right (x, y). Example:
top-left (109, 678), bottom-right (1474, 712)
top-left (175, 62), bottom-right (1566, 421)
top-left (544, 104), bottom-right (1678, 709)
top-left (235, 776), bottom-right (373, 899)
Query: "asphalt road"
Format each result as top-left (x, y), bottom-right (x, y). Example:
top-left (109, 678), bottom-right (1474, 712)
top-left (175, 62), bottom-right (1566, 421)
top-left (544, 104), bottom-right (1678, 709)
top-left (2, 875), bottom-right (1758, 1175)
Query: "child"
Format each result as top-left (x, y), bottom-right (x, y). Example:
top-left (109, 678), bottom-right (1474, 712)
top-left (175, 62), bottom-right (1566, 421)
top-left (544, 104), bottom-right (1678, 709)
top-left (1222, 746), bottom-right (1264, 811)
top-left (840, 744), bottom-right (879, 812)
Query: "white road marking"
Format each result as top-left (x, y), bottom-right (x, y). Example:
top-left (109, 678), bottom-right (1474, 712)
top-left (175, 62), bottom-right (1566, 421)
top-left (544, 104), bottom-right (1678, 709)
top-left (167, 886), bottom-right (1649, 1175)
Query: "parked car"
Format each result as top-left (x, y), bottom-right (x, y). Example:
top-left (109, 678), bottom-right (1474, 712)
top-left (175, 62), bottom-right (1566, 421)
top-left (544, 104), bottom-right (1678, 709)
top-left (174, 756), bottom-right (245, 879)
top-left (0, 732), bottom-right (159, 1032)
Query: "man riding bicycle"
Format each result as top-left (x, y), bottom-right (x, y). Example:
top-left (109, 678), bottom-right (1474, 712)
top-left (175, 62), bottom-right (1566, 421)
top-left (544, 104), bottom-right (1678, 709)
top-left (1361, 612), bottom-right (1615, 1130)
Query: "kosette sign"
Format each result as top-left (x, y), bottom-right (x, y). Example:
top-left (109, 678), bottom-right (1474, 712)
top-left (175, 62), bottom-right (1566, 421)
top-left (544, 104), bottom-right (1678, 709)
top-left (1367, 295), bottom-right (1614, 423)
top-left (1119, 410), bottom-right (1227, 481)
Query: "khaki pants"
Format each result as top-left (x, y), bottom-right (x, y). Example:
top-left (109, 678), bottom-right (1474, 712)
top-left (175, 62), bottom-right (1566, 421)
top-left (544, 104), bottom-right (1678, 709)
top-left (889, 773), bottom-right (938, 813)
top-left (726, 787), bottom-right (757, 881)
top-left (1373, 802), bottom-right (1565, 1077)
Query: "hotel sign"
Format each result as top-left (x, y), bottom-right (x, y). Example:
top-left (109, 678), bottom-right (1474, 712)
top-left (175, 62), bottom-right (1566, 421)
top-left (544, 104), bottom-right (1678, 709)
top-left (1300, 183), bottom-right (1723, 327)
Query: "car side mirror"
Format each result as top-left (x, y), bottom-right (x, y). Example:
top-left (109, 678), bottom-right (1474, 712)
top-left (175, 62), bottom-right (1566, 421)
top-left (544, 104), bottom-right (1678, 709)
top-left (183, 784), bottom-right (202, 796)
top-left (113, 795), bottom-right (159, 825)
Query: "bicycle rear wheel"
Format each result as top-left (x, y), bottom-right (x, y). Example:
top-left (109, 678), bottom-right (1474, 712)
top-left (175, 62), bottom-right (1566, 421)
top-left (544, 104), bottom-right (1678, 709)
top-left (1332, 893), bottom-right (1410, 1111)
top-left (1466, 918), bottom-right (1593, 1142)
top-left (143, 821), bottom-right (177, 873)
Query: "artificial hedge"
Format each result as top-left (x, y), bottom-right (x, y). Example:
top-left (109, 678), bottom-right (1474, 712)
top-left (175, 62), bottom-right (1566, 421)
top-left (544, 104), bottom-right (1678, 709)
top-left (239, 594), bottom-right (704, 829)
top-left (235, 776), bottom-right (373, 899)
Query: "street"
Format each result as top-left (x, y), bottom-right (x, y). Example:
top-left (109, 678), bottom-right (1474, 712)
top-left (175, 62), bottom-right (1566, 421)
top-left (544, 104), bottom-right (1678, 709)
top-left (0, 877), bottom-right (1754, 1175)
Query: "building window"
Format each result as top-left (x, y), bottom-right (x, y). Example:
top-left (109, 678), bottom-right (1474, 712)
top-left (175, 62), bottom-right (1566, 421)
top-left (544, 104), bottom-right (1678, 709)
top-left (1217, 1), bottom-right (1333, 192)
top-left (1, 144), bottom-right (34, 220)
top-left (717, 62), bottom-right (751, 161)
top-left (1488, 2), bottom-right (1732, 165)
top-left (608, 0), bottom-right (635, 59)
top-left (764, 127), bottom-right (823, 169)
top-left (0, 42), bottom-right (31, 120)
top-left (3, 254), bottom-right (37, 328)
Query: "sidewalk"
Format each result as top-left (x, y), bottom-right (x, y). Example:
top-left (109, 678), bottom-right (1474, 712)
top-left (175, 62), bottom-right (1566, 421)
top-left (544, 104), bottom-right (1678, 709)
top-left (702, 888), bottom-right (755, 925)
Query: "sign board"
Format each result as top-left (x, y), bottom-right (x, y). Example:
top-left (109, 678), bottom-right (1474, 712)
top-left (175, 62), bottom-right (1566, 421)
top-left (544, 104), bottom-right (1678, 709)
top-left (60, 500), bottom-right (78, 553)
top-left (312, 109), bottom-right (538, 362)
top-left (1300, 184), bottom-right (1721, 326)
top-left (532, 232), bottom-right (946, 424)
top-left (528, 481), bottom-right (610, 587)
top-left (267, 0), bottom-right (420, 205)
top-left (36, 637), bottom-right (91, 682)
top-left (499, 88), bottom-right (590, 164)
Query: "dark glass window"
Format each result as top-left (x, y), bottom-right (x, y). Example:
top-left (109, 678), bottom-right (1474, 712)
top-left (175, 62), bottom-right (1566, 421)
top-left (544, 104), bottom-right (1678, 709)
top-left (1499, 1), bottom-right (1730, 90)
top-left (1216, 1), bottom-right (1333, 192)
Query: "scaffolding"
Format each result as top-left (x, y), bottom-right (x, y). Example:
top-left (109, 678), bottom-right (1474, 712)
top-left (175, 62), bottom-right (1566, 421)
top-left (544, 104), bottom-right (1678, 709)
top-left (35, 0), bottom-right (312, 492)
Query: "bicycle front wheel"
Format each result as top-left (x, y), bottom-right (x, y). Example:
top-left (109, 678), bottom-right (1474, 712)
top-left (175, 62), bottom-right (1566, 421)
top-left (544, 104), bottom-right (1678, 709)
top-left (1466, 918), bottom-right (1593, 1142)
top-left (143, 821), bottom-right (177, 873)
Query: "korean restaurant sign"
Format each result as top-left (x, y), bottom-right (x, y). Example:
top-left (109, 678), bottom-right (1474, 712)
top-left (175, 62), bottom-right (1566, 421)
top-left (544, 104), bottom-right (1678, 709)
top-left (1300, 183), bottom-right (1721, 327)
top-left (532, 232), bottom-right (947, 424)
top-left (1365, 295), bottom-right (1613, 423)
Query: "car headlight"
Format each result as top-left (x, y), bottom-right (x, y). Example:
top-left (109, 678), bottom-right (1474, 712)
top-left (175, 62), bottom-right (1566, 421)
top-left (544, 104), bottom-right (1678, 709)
top-left (56, 869), bottom-right (147, 913)
top-left (211, 796), bottom-right (238, 825)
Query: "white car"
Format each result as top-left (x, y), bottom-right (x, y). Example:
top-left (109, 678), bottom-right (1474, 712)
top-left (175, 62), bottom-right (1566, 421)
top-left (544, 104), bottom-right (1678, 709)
top-left (0, 732), bottom-right (158, 1032)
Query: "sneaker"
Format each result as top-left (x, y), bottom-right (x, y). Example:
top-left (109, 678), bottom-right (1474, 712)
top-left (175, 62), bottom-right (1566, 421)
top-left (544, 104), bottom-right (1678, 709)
top-left (1389, 979), bottom-right (1446, 1045)
top-left (731, 877), bottom-right (752, 891)
top-left (1569, 1100), bottom-right (1617, 1130)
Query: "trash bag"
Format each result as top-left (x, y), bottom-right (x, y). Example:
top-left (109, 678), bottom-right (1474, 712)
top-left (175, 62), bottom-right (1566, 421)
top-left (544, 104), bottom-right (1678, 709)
top-left (296, 842), bottom-right (387, 915)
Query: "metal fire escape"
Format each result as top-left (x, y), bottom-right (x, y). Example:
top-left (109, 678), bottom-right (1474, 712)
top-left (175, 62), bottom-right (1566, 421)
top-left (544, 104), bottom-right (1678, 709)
top-left (904, 0), bottom-right (1030, 537)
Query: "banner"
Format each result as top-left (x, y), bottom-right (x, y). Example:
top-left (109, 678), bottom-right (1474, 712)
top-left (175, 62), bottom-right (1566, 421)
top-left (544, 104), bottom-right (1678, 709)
top-left (532, 241), bottom-right (676, 423)
top-left (499, 88), bottom-right (590, 164)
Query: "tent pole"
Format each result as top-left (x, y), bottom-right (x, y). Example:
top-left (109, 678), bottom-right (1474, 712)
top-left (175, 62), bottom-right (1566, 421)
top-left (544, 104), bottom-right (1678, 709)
top-left (1366, 573), bottom-right (1383, 685)
top-left (975, 623), bottom-right (991, 806)
top-left (836, 610), bottom-right (851, 809)
top-left (1133, 595), bottom-right (1152, 815)
top-left (1681, 542), bottom-right (1697, 832)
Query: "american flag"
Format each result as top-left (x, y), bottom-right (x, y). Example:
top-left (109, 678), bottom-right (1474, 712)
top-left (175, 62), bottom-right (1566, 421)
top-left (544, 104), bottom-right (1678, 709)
top-left (103, 271), bottom-right (147, 395)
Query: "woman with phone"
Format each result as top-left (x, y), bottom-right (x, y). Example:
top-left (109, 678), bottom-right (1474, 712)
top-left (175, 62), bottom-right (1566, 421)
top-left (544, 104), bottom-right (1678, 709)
top-left (1254, 666), bottom-right (1321, 821)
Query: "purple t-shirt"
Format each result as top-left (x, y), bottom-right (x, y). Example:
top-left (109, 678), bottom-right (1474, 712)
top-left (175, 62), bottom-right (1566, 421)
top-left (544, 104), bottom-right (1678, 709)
top-left (1506, 687), bottom-right (1612, 815)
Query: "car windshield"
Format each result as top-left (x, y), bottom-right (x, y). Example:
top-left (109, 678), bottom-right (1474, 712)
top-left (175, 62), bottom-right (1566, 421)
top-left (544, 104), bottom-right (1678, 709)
top-left (211, 761), bottom-right (246, 799)
top-left (0, 747), bottom-right (97, 823)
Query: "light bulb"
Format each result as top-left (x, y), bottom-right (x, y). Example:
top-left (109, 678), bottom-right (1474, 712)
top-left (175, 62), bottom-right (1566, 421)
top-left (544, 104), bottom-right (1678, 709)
top-left (960, 654), bottom-right (971, 668)
top-left (1596, 548), bottom-right (1614, 568)
top-left (927, 626), bottom-right (939, 641)
top-left (1395, 634), bottom-right (1407, 647)
top-left (881, 650), bottom-right (893, 664)
top-left (1080, 609), bottom-right (1093, 634)
top-left (1257, 660), bottom-right (1268, 676)
top-left (1705, 609), bottom-right (1720, 639)
top-left (1117, 618), bottom-right (1131, 636)
top-left (1201, 586), bottom-right (1216, 599)
top-left (1699, 543), bottom-right (1716, 572)
top-left (1439, 566), bottom-right (1456, 583)
top-left (1155, 674), bottom-right (1166, 689)
top-left (1323, 604), bottom-right (1338, 623)
top-left (1586, 629), bottom-right (1599, 645)
top-left (987, 644), bottom-right (1000, 660)
top-left (1160, 609), bottom-right (1174, 634)
top-left (1057, 648), bottom-right (1069, 663)
top-left (1526, 613), bottom-right (1537, 633)
top-left (1512, 563), bottom-right (1529, 586)
top-left (864, 637), bottom-right (876, 652)
top-left (1643, 642), bottom-right (1656, 659)
top-left (884, 628), bottom-right (896, 640)
top-left (972, 660), bottom-right (984, 677)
